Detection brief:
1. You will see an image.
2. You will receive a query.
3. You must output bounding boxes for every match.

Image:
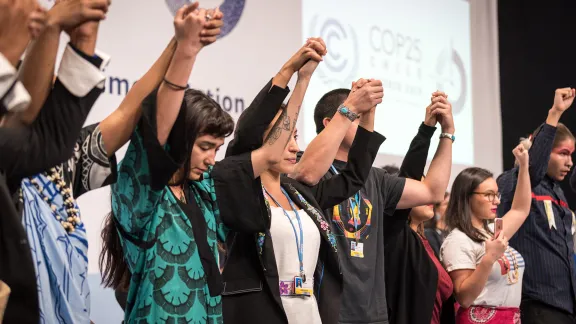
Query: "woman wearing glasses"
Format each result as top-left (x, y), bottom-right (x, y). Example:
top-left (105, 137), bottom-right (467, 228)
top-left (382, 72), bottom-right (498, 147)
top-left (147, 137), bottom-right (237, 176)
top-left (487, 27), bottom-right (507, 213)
top-left (440, 144), bottom-right (531, 323)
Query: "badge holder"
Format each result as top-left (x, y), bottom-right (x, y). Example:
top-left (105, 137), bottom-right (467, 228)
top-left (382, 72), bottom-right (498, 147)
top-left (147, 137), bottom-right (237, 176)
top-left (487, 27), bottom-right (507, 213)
top-left (351, 241), bottom-right (364, 258)
top-left (293, 276), bottom-right (313, 296)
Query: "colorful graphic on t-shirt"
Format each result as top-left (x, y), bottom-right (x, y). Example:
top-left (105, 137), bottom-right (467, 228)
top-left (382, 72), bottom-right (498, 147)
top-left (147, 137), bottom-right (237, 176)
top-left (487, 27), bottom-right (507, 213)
top-left (496, 247), bottom-right (524, 284)
top-left (332, 193), bottom-right (373, 240)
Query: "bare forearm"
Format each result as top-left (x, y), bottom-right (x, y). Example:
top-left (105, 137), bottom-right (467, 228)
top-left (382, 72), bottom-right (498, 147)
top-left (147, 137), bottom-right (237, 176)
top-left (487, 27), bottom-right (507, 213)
top-left (265, 77), bottom-right (308, 150)
top-left (156, 44), bottom-right (198, 145)
top-left (455, 260), bottom-right (493, 307)
top-left (100, 38), bottom-right (177, 156)
top-left (546, 109), bottom-right (562, 127)
top-left (17, 25), bottom-right (61, 124)
top-left (272, 66), bottom-right (293, 89)
top-left (358, 109), bottom-right (375, 132)
top-left (291, 112), bottom-right (351, 184)
top-left (422, 138), bottom-right (452, 203)
top-left (504, 165), bottom-right (531, 238)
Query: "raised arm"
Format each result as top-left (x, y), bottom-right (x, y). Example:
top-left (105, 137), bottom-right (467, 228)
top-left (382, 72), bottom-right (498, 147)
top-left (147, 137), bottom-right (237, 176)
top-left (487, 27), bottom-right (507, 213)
top-left (0, 0), bottom-right (36, 69)
top-left (0, 0), bottom-right (44, 115)
top-left (14, 0), bottom-right (109, 125)
top-left (225, 39), bottom-right (324, 158)
top-left (0, 25), bottom-right (106, 179)
top-left (396, 93), bottom-right (454, 209)
top-left (386, 101), bottom-right (438, 233)
top-left (250, 39), bottom-right (326, 178)
top-left (290, 78), bottom-right (384, 185)
top-left (156, 3), bottom-right (205, 146)
top-left (309, 117), bottom-right (385, 210)
top-left (500, 145), bottom-right (531, 239)
top-left (528, 88), bottom-right (574, 187)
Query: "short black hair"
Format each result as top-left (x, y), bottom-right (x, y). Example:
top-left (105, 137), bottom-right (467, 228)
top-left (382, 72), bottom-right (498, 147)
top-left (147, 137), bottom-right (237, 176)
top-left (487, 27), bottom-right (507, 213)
top-left (314, 88), bottom-right (350, 134)
top-left (381, 165), bottom-right (400, 175)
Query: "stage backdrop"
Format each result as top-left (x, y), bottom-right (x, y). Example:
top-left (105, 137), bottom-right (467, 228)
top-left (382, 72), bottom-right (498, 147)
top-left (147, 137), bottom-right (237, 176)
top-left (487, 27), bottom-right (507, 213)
top-left (39, 0), bottom-right (501, 322)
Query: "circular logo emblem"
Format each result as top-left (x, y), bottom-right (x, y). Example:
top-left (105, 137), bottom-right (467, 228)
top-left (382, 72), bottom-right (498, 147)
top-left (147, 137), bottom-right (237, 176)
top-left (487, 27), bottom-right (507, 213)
top-left (308, 15), bottom-right (359, 88)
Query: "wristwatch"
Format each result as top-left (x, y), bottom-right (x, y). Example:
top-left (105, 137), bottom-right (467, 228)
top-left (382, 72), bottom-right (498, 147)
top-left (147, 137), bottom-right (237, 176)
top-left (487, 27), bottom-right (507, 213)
top-left (338, 104), bottom-right (360, 122)
top-left (440, 133), bottom-right (455, 142)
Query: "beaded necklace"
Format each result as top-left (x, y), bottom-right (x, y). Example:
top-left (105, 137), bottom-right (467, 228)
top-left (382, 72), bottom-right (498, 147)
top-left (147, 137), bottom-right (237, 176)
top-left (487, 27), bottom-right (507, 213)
top-left (505, 247), bottom-right (520, 284)
top-left (19, 165), bottom-right (81, 233)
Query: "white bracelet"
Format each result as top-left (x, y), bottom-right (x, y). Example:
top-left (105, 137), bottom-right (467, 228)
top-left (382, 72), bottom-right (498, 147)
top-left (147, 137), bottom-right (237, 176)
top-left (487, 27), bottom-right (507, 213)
top-left (440, 133), bottom-right (455, 142)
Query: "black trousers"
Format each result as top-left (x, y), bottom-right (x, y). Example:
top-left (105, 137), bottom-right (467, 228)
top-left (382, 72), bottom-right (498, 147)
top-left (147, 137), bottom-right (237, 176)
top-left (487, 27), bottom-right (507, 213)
top-left (520, 299), bottom-right (576, 324)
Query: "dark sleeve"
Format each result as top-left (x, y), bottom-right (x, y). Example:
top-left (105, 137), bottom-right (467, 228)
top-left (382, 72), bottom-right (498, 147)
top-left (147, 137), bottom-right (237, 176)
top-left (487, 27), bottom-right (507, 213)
top-left (528, 123), bottom-right (557, 188)
top-left (225, 79), bottom-right (290, 157)
top-left (391, 123), bottom-right (436, 220)
top-left (309, 126), bottom-right (385, 209)
top-left (0, 78), bottom-right (101, 180)
top-left (70, 123), bottom-right (118, 198)
top-left (137, 89), bottom-right (189, 190)
top-left (571, 168), bottom-right (576, 193)
top-left (496, 169), bottom-right (517, 218)
top-left (212, 153), bottom-right (269, 233)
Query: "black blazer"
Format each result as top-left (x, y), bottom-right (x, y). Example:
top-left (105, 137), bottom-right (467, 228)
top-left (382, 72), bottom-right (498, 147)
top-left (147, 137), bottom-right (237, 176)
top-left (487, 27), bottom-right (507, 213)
top-left (383, 123), bottom-right (456, 324)
top-left (0, 78), bottom-right (102, 324)
top-left (220, 127), bottom-right (383, 324)
top-left (220, 80), bottom-right (384, 323)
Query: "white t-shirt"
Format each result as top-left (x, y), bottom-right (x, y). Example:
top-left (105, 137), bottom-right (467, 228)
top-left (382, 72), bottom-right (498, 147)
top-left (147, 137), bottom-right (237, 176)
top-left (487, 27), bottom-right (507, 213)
top-left (270, 207), bottom-right (322, 324)
top-left (440, 228), bottom-right (525, 307)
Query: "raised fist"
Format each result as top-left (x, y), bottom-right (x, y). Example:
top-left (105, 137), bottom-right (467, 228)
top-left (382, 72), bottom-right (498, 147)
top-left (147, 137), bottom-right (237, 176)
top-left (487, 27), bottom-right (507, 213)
top-left (552, 88), bottom-right (575, 113)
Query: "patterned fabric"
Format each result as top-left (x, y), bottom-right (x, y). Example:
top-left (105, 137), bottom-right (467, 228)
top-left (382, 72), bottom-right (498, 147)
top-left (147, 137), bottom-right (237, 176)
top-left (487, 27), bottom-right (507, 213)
top-left (456, 306), bottom-right (520, 324)
top-left (111, 129), bottom-right (226, 324)
top-left (497, 123), bottom-right (576, 314)
top-left (21, 124), bottom-right (114, 324)
top-left (257, 184), bottom-right (337, 255)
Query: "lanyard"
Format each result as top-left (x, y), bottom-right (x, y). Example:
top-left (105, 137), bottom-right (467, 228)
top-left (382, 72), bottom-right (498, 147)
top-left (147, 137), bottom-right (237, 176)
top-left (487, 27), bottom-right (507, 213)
top-left (263, 187), bottom-right (307, 282)
top-left (330, 165), bottom-right (361, 241)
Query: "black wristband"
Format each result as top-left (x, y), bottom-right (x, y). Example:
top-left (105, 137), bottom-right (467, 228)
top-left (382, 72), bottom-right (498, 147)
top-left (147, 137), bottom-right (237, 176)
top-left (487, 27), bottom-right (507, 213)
top-left (163, 78), bottom-right (189, 91)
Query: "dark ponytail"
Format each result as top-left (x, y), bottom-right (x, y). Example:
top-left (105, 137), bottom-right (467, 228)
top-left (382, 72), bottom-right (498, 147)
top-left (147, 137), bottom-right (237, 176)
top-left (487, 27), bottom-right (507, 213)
top-left (99, 211), bottom-right (131, 290)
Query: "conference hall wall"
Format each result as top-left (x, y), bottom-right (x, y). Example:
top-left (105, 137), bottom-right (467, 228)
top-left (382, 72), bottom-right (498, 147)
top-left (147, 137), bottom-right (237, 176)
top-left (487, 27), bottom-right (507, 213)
top-left (498, 0), bottom-right (576, 210)
top-left (39, 0), bottom-right (501, 322)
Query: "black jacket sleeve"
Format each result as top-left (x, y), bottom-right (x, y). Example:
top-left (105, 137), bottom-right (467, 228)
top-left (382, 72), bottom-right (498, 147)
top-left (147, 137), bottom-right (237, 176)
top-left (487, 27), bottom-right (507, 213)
top-left (213, 152), bottom-right (269, 233)
top-left (387, 123), bottom-right (436, 234)
top-left (310, 126), bottom-right (385, 210)
top-left (225, 79), bottom-right (290, 157)
top-left (0, 79), bottom-right (102, 180)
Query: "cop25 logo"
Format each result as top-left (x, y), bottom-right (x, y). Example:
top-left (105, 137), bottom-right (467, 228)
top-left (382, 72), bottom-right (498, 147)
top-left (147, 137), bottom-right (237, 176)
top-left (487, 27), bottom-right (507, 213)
top-left (308, 15), bottom-right (359, 88)
top-left (165, 0), bottom-right (245, 38)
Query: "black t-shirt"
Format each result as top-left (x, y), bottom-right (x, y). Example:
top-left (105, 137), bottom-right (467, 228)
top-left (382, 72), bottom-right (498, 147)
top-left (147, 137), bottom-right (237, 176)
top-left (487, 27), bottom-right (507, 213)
top-left (323, 161), bottom-right (405, 324)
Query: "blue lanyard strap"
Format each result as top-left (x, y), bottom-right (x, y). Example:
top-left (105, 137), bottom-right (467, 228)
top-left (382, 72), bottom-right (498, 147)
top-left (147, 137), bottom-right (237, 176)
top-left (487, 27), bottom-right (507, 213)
top-left (330, 164), bottom-right (361, 241)
top-left (263, 187), bottom-right (307, 282)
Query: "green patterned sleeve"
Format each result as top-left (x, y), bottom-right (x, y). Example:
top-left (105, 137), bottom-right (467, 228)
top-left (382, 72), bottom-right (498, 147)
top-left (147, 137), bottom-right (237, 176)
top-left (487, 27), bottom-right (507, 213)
top-left (111, 128), bottom-right (165, 240)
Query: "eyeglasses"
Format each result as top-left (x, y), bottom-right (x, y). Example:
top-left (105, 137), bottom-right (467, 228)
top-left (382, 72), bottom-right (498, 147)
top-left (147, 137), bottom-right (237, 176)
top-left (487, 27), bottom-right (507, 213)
top-left (472, 191), bottom-right (501, 203)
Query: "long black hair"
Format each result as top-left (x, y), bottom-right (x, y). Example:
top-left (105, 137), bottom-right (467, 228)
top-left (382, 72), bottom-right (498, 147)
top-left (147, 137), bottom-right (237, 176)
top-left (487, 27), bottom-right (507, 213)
top-left (445, 167), bottom-right (493, 243)
top-left (167, 89), bottom-right (234, 185)
top-left (99, 88), bottom-right (234, 289)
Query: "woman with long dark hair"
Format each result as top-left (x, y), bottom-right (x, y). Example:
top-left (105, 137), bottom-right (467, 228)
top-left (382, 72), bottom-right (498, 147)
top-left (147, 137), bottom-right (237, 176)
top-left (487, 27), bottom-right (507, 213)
top-left (384, 92), bottom-right (455, 324)
top-left (440, 145), bottom-right (531, 323)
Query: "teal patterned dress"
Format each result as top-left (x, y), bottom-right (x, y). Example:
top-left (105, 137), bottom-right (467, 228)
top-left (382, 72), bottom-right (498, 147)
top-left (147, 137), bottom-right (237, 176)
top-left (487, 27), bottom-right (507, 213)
top-left (111, 128), bottom-right (227, 324)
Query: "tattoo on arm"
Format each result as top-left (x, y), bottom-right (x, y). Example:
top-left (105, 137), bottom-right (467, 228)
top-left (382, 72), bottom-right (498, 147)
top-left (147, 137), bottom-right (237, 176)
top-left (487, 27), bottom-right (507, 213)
top-left (282, 115), bottom-right (291, 131)
top-left (293, 109), bottom-right (299, 130)
top-left (266, 108), bottom-right (287, 145)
